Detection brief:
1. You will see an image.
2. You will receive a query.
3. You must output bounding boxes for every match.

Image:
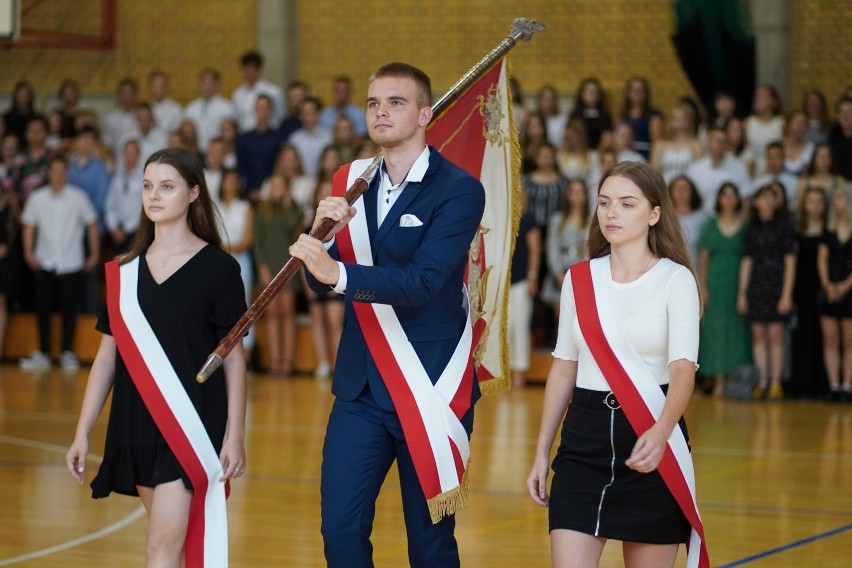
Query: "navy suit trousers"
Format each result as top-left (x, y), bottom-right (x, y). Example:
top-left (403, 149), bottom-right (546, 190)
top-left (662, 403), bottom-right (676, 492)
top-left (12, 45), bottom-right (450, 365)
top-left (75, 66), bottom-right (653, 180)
top-left (320, 391), bottom-right (461, 568)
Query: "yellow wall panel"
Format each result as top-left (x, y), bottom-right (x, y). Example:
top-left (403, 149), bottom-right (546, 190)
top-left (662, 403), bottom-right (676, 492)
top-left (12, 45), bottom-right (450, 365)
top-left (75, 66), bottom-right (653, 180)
top-left (0, 1), bottom-right (257, 106)
top-left (298, 0), bottom-right (695, 119)
top-left (0, 1), bottom-right (849, 124)
top-left (791, 0), bottom-right (852, 109)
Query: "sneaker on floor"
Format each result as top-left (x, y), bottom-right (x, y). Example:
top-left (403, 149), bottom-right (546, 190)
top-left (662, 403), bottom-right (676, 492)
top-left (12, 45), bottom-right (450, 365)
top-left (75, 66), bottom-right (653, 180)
top-left (314, 360), bottom-right (331, 379)
top-left (59, 351), bottom-right (80, 372)
top-left (766, 384), bottom-right (783, 401)
top-left (19, 350), bottom-right (51, 371)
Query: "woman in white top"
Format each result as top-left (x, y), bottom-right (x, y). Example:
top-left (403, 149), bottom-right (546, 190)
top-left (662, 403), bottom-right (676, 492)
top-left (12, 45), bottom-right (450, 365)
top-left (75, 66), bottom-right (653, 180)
top-left (543, 179), bottom-right (590, 315)
top-left (745, 85), bottom-right (785, 177)
top-left (651, 103), bottom-right (702, 184)
top-left (218, 169), bottom-right (255, 351)
top-left (782, 110), bottom-right (815, 176)
top-left (556, 119), bottom-right (597, 183)
top-left (669, 175), bottom-right (709, 270)
top-left (528, 161), bottom-right (703, 568)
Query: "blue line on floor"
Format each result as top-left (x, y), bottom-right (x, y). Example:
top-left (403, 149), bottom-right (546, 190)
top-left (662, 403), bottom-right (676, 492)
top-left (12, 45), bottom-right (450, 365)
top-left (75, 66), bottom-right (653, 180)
top-left (717, 523), bottom-right (852, 567)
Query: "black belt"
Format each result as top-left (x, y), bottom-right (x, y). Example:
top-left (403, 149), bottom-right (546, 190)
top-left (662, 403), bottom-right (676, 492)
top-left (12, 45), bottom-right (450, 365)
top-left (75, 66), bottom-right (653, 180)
top-left (571, 388), bottom-right (621, 410)
top-left (572, 384), bottom-right (671, 411)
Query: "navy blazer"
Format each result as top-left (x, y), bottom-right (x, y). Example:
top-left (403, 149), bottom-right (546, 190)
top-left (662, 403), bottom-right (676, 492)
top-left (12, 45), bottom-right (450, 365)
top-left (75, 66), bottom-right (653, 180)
top-left (306, 148), bottom-right (486, 414)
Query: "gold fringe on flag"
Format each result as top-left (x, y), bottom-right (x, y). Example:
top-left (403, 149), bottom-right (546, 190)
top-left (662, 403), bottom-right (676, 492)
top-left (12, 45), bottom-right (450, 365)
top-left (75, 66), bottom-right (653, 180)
top-left (480, 55), bottom-right (523, 398)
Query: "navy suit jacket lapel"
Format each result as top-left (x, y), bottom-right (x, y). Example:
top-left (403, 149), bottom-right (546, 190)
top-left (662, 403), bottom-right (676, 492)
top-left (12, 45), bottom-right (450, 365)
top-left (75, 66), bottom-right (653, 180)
top-left (374, 151), bottom-right (441, 252)
top-left (363, 173), bottom-right (380, 250)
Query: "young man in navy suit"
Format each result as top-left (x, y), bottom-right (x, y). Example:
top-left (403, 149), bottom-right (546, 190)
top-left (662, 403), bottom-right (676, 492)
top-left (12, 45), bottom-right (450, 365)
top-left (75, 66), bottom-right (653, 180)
top-left (290, 63), bottom-right (486, 567)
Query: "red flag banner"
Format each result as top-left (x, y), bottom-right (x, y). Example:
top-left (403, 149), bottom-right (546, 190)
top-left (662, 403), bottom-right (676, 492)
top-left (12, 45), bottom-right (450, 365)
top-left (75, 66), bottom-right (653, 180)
top-left (426, 57), bottom-right (520, 396)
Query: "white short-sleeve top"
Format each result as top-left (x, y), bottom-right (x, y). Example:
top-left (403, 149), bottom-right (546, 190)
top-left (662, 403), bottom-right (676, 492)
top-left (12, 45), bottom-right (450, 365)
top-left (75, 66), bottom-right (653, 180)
top-left (553, 256), bottom-right (700, 391)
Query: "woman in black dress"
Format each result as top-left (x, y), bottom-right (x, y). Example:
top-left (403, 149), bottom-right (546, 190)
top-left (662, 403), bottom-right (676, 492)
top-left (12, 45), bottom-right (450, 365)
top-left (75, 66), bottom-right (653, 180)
top-left (737, 182), bottom-right (796, 400)
top-left (817, 186), bottom-right (852, 402)
top-left (65, 148), bottom-right (248, 566)
top-left (0, 188), bottom-right (14, 357)
top-left (791, 187), bottom-right (827, 398)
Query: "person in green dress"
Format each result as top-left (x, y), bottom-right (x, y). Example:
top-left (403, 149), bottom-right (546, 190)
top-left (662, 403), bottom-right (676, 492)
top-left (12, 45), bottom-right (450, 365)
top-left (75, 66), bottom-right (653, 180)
top-left (253, 173), bottom-right (304, 375)
top-left (698, 182), bottom-right (752, 396)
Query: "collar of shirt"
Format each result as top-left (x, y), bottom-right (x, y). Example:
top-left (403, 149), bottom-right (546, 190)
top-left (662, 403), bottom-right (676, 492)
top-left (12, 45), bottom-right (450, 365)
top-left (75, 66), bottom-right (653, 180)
top-left (377, 146), bottom-right (430, 226)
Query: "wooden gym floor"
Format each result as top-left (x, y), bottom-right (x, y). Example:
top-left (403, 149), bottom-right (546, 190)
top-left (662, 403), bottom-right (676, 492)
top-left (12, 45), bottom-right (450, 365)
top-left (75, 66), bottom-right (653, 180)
top-left (1, 363), bottom-right (851, 567)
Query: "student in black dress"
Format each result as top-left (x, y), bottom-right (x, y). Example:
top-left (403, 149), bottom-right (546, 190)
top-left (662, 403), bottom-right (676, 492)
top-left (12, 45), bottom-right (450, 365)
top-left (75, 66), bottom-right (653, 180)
top-left (791, 187), bottom-right (827, 398)
top-left (737, 182), bottom-right (796, 400)
top-left (0, 189), bottom-right (14, 358)
top-left (65, 148), bottom-right (248, 566)
top-left (817, 186), bottom-right (852, 402)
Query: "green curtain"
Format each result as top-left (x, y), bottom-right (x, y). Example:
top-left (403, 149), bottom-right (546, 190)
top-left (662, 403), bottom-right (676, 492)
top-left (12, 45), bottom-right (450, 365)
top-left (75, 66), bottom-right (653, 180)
top-left (671, 0), bottom-right (756, 116)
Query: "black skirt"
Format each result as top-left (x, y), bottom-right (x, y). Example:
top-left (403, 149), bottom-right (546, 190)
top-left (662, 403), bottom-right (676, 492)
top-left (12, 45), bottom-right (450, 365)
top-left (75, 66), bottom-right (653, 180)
top-left (548, 387), bottom-right (692, 545)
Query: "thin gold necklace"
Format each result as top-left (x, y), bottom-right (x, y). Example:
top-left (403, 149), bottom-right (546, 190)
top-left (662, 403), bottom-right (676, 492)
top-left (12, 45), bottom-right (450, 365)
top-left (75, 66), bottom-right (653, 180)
top-left (151, 243), bottom-right (194, 270)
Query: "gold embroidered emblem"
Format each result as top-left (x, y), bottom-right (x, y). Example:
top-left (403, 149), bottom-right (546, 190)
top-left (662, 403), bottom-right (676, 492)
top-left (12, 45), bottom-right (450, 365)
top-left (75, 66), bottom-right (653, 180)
top-left (479, 83), bottom-right (508, 147)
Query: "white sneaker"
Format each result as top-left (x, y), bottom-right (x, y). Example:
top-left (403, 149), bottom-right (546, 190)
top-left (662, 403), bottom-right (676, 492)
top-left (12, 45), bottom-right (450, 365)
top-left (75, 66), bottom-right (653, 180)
top-left (314, 360), bottom-right (331, 378)
top-left (59, 351), bottom-right (80, 372)
top-left (20, 351), bottom-right (51, 371)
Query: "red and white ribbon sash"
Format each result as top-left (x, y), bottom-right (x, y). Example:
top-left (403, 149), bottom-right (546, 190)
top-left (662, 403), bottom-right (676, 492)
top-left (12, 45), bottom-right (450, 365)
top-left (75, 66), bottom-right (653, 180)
top-left (571, 258), bottom-right (709, 568)
top-left (332, 161), bottom-right (475, 520)
top-left (105, 259), bottom-right (228, 567)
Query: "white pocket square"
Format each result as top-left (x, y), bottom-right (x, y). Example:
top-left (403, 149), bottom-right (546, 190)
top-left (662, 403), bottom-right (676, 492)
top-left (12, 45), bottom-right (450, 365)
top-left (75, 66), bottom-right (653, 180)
top-left (399, 214), bottom-right (423, 227)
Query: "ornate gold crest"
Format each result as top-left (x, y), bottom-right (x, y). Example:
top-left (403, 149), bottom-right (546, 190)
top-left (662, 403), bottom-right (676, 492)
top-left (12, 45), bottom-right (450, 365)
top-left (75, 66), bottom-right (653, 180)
top-left (467, 226), bottom-right (492, 366)
top-left (478, 83), bottom-right (508, 147)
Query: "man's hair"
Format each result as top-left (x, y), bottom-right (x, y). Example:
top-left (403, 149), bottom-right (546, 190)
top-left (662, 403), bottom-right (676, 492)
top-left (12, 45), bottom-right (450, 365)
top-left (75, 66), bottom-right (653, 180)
top-left (836, 96), bottom-right (852, 112)
top-left (241, 50), bottom-right (263, 67)
top-left (370, 62), bottom-right (432, 108)
top-left (77, 125), bottom-right (100, 140)
top-left (118, 78), bottom-right (138, 92)
top-left (48, 154), bottom-right (68, 168)
top-left (199, 67), bottom-right (221, 82)
top-left (302, 96), bottom-right (323, 112)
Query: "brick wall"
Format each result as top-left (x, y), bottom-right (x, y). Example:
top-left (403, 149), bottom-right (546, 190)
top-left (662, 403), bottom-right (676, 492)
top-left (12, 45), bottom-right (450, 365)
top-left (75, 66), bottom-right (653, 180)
top-left (298, 0), bottom-right (695, 119)
top-left (0, 1), bottom-right (257, 107)
top-left (0, 1), bottom-right (849, 126)
top-left (790, 0), bottom-right (852, 109)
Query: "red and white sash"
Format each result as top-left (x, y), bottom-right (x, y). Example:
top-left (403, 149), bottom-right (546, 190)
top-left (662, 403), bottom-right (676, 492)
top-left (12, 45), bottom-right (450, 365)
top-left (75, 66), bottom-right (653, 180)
top-left (105, 258), bottom-right (228, 567)
top-left (332, 160), bottom-right (476, 522)
top-left (570, 258), bottom-right (709, 568)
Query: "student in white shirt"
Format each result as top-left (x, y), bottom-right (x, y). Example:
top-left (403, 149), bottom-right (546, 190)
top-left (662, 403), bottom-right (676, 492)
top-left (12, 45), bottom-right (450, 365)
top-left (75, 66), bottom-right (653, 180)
top-left (148, 71), bottom-right (183, 136)
top-left (102, 79), bottom-right (139, 158)
top-left (105, 140), bottom-right (144, 255)
top-left (231, 50), bottom-right (285, 132)
top-left (184, 68), bottom-right (236, 152)
top-left (686, 126), bottom-right (752, 215)
top-left (20, 156), bottom-right (99, 371)
top-left (288, 97), bottom-right (332, 179)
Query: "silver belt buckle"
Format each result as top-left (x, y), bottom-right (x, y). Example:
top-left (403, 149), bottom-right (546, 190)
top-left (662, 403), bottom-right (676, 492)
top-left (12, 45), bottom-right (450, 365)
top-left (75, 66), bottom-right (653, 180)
top-left (604, 392), bottom-right (620, 410)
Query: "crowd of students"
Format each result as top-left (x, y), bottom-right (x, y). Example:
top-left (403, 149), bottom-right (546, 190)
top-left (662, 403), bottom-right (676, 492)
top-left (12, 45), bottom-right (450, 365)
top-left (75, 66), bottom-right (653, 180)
top-left (0, 50), bottom-right (375, 376)
top-left (3, 56), bottom-right (852, 401)
top-left (513, 77), bottom-right (852, 401)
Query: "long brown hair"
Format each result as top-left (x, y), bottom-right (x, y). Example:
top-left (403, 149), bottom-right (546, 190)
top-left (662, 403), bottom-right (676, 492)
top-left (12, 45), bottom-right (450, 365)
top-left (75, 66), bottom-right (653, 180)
top-left (587, 161), bottom-right (696, 275)
top-left (118, 147), bottom-right (222, 264)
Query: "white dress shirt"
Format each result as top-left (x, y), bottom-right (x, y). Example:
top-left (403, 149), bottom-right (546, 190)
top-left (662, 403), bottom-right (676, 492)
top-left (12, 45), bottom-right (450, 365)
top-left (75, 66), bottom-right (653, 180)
top-left (151, 98), bottom-right (183, 135)
top-left (105, 164), bottom-right (144, 233)
top-left (184, 94), bottom-right (236, 151)
top-left (231, 79), bottom-right (285, 132)
top-left (686, 154), bottom-right (752, 215)
top-left (22, 185), bottom-right (97, 274)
